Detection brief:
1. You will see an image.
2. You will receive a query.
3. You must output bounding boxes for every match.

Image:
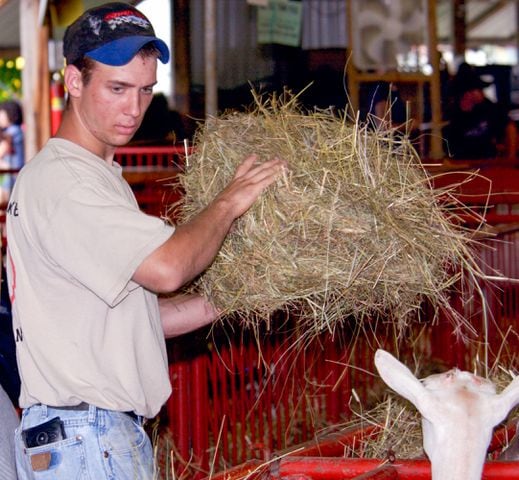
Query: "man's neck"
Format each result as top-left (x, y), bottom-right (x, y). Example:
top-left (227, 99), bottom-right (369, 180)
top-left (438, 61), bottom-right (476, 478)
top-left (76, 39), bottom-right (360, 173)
top-left (54, 110), bottom-right (116, 165)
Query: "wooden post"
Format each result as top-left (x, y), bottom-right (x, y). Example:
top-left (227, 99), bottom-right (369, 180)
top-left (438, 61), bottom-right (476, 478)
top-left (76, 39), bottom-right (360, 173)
top-left (517, 0), bottom-right (519, 56)
top-left (20, 0), bottom-right (50, 160)
top-left (204, 0), bottom-right (217, 118)
top-left (453, 0), bottom-right (467, 61)
top-left (345, 0), bottom-right (359, 117)
top-left (172, 0), bottom-right (191, 115)
top-left (428, 0), bottom-right (444, 160)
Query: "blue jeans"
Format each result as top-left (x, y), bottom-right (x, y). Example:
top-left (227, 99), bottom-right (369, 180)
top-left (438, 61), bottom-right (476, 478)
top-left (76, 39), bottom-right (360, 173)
top-left (15, 404), bottom-right (154, 479)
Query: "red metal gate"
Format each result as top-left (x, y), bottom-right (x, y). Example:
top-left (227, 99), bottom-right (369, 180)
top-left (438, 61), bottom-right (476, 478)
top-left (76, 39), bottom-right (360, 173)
top-left (107, 151), bottom-right (519, 479)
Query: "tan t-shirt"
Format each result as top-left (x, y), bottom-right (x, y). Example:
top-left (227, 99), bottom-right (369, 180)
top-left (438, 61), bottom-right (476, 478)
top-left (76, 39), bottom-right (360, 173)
top-left (6, 138), bottom-right (175, 418)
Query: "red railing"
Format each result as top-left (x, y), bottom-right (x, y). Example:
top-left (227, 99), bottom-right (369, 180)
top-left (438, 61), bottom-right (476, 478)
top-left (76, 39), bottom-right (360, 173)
top-left (115, 144), bottom-right (188, 169)
top-left (206, 420), bottom-right (519, 479)
top-left (115, 145), bottom-right (187, 218)
top-left (429, 166), bottom-right (519, 225)
top-left (3, 150), bottom-right (519, 479)
top-left (71, 151), bottom-right (519, 478)
top-left (157, 164), bottom-right (519, 479)
top-left (163, 240), bottom-right (519, 477)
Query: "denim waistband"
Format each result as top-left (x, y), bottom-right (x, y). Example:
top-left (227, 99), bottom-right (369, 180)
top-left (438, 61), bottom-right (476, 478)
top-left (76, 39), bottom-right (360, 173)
top-left (30, 403), bottom-right (141, 424)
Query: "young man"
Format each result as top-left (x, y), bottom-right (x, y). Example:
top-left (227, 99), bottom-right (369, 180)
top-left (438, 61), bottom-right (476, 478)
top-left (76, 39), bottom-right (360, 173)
top-left (6, 3), bottom-right (284, 479)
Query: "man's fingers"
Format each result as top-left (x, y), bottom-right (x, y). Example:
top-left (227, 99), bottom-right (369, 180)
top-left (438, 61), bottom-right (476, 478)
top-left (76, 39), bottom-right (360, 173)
top-left (217, 155), bottom-right (287, 220)
top-left (233, 154), bottom-right (258, 178)
top-left (234, 155), bottom-right (286, 181)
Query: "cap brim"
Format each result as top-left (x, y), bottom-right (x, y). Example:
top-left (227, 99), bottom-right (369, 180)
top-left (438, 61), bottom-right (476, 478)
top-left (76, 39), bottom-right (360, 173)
top-left (86, 36), bottom-right (170, 66)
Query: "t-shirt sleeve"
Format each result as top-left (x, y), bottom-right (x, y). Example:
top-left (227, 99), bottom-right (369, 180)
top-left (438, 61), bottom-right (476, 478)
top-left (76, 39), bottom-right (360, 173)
top-left (40, 183), bottom-right (175, 306)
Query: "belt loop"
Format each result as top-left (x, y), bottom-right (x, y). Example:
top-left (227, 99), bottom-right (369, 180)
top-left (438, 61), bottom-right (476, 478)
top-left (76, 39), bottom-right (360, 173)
top-left (40, 404), bottom-right (48, 421)
top-left (88, 404), bottom-right (97, 424)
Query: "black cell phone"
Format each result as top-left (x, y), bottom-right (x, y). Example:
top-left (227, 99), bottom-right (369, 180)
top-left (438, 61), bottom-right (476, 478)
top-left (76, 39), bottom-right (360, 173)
top-left (22, 416), bottom-right (66, 448)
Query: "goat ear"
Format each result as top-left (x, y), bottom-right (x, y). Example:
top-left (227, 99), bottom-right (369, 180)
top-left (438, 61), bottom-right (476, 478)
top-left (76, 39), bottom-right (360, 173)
top-left (493, 375), bottom-right (519, 424)
top-left (374, 349), bottom-right (427, 408)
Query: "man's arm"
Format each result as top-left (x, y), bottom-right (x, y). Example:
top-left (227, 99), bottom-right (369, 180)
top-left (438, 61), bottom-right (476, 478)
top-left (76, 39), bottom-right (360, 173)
top-left (159, 293), bottom-right (219, 338)
top-left (133, 154), bottom-right (285, 293)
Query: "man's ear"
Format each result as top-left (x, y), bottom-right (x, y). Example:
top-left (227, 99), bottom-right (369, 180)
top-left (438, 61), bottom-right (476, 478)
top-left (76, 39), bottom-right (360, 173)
top-left (63, 64), bottom-right (82, 98)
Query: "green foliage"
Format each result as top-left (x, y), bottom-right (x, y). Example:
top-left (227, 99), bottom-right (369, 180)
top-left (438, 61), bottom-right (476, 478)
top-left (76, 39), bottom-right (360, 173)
top-left (0, 57), bottom-right (23, 101)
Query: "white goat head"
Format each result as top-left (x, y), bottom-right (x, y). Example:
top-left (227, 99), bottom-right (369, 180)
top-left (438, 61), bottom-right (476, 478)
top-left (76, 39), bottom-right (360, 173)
top-left (374, 349), bottom-right (519, 480)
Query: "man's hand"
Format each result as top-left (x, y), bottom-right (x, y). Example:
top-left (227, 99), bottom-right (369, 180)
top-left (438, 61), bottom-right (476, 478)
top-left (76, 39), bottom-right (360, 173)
top-left (214, 154), bottom-right (285, 220)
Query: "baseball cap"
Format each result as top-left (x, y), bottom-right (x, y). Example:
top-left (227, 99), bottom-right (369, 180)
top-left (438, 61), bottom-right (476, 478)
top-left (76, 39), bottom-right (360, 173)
top-left (63, 2), bottom-right (170, 67)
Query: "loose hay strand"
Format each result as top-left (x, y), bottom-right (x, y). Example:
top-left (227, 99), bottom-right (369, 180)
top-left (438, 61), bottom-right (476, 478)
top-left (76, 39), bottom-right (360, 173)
top-left (174, 92), bottom-right (482, 335)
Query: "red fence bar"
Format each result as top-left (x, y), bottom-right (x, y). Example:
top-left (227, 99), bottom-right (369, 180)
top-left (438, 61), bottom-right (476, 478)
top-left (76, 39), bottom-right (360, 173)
top-left (273, 425), bottom-right (379, 459)
top-left (489, 421), bottom-right (519, 458)
top-left (351, 465), bottom-right (398, 479)
top-left (278, 457), bottom-right (519, 480)
top-left (278, 458), bottom-right (428, 480)
top-left (167, 361), bottom-right (190, 464)
top-left (192, 354), bottom-right (209, 479)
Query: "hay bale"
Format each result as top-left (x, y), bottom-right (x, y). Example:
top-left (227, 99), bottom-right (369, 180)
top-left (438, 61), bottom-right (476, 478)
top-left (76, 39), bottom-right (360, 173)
top-left (174, 93), bottom-right (478, 332)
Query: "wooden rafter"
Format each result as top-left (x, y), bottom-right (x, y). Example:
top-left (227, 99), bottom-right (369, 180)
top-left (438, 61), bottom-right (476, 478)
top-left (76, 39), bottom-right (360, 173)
top-left (467, 0), bottom-right (510, 32)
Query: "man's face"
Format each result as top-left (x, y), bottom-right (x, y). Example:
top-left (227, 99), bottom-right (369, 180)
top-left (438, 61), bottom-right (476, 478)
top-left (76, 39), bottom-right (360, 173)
top-left (75, 54), bottom-right (158, 147)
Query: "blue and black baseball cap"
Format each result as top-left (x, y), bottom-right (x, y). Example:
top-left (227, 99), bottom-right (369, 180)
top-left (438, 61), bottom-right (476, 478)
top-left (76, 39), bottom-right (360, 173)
top-left (63, 2), bottom-right (170, 66)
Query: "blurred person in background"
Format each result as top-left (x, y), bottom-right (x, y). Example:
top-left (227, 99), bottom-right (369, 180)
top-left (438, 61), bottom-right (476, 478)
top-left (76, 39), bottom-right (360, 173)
top-left (443, 64), bottom-right (516, 162)
top-left (369, 81), bottom-right (407, 131)
top-left (0, 131), bottom-right (13, 204)
top-left (0, 100), bottom-right (24, 202)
